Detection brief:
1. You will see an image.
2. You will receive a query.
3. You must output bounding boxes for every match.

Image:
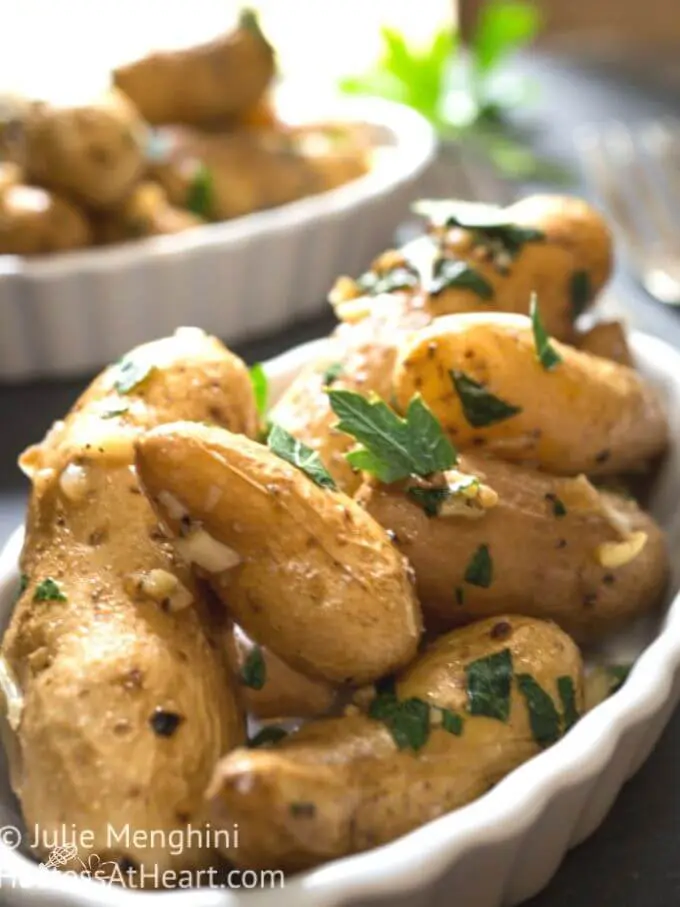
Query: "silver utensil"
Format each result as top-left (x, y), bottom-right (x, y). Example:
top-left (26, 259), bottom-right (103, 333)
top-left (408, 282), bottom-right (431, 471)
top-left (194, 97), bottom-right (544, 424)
top-left (576, 119), bottom-right (680, 305)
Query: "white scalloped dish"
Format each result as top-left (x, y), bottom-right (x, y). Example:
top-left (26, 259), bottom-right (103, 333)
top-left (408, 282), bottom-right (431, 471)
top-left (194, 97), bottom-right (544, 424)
top-left (0, 330), bottom-right (679, 907)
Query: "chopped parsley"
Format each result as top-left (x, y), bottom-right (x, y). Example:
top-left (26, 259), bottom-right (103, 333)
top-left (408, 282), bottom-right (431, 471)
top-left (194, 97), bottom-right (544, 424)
top-left (570, 270), bottom-right (592, 320)
top-left (466, 648), bottom-right (513, 722)
top-left (368, 689), bottom-right (431, 752)
top-left (557, 676), bottom-right (579, 731)
top-left (240, 646), bottom-right (266, 690)
top-left (530, 294), bottom-right (562, 371)
top-left (406, 475), bottom-right (478, 517)
top-left (356, 265), bottom-right (419, 297)
top-left (464, 544), bottom-right (493, 588)
top-left (517, 674), bottom-right (562, 747)
top-left (33, 578), bottom-right (66, 602)
top-left (248, 725), bottom-right (288, 748)
top-left (186, 163), bottom-right (214, 219)
top-left (267, 424), bottom-right (337, 490)
top-left (322, 362), bottom-right (344, 386)
top-left (450, 371), bottom-right (522, 428)
top-left (441, 708), bottom-right (464, 736)
top-left (249, 363), bottom-right (268, 419)
top-left (14, 572), bottom-right (28, 603)
top-left (328, 389), bottom-right (456, 483)
top-left (429, 258), bottom-right (493, 300)
top-left (607, 664), bottom-right (631, 694)
top-left (101, 406), bottom-right (129, 420)
top-left (545, 493), bottom-right (567, 518)
top-left (114, 357), bottom-right (156, 395)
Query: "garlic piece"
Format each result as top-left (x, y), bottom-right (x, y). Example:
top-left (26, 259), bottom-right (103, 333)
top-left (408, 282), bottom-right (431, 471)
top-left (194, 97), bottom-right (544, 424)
top-left (59, 463), bottom-right (91, 502)
top-left (129, 568), bottom-right (194, 612)
top-left (158, 491), bottom-right (189, 521)
top-left (176, 529), bottom-right (242, 574)
top-left (596, 531), bottom-right (648, 569)
top-left (0, 655), bottom-right (23, 732)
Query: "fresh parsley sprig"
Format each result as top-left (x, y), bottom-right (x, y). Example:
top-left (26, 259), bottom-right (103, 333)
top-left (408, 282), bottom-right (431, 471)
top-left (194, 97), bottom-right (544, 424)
top-left (450, 370), bottom-right (522, 428)
top-left (240, 646), bottom-right (266, 690)
top-left (267, 424), bottom-right (337, 490)
top-left (249, 363), bottom-right (268, 419)
top-left (327, 389), bottom-right (457, 483)
top-left (530, 294), bottom-right (562, 371)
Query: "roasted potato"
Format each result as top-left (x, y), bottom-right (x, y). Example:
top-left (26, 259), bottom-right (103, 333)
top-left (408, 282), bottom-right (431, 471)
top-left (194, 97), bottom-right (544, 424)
top-left (207, 615), bottom-right (583, 871)
top-left (16, 89), bottom-right (147, 210)
top-left (113, 10), bottom-right (275, 127)
top-left (135, 421), bottom-right (422, 684)
top-left (331, 195), bottom-right (613, 343)
top-left (93, 181), bottom-right (202, 245)
top-left (0, 183), bottom-right (92, 255)
top-left (577, 320), bottom-right (634, 367)
top-left (393, 313), bottom-right (667, 475)
top-left (356, 454), bottom-right (668, 643)
top-left (230, 626), bottom-right (337, 721)
top-left (1, 328), bottom-right (257, 876)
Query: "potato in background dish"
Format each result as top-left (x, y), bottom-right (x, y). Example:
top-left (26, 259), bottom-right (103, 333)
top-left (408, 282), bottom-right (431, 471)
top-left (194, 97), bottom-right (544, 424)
top-left (93, 181), bottom-right (202, 245)
top-left (0, 183), bottom-right (92, 255)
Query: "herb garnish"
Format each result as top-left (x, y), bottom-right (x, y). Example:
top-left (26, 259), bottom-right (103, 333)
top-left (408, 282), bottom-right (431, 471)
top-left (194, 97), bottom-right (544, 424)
top-left (450, 370), bottom-right (522, 428)
top-left (356, 265), bottom-right (419, 297)
top-left (429, 258), bottom-right (493, 300)
top-left (466, 648), bottom-right (513, 721)
top-left (101, 406), bottom-right (129, 420)
top-left (517, 674), bottom-right (561, 747)
top-left (441, 708), bottom-right (464, 736)
top-left (406, 475), bottom-right (478, 517)
top-left (249, 363), bottom-right (268, 419)
top-left (557, 676), bottom-right (579, 731)
top-left (328, 389), bottom-right (456, 483)
top-left (114, 357), bottom-right (156, 395)
top-left (186, 163), bottom-right (214, 219)
top-left (545, 493), bottom-right (567, 518)
top-left (607, 664), bottom-right (631, 694)
top-left (369, 689), bottom-right (431, 752)
top-left (240, 646), bottom-right (266, 690)
top-left (267, 424), bottom-right (337, 491)
top-left (322, 362), bottom-right (344, 386)
top-left (464, 544), bottom-right (493, 588)
top-left (33, 578), bottom-right (66, 602)
top-left (530, 294), bottom-right (562, 371)
top-left (570, 270), bottom-right (592, 320)
top-left (248, 726), bottom-right (288, 748)
top-left (14, 573), bottom-right (28, 603)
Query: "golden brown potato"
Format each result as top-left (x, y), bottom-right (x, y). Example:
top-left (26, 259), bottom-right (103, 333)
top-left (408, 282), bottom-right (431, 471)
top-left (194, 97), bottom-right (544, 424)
top-left (113, 10), bottom-right (275, 126)
top-left (17, 89), bottom-right (147, 210)
top-left (0, 184), bottom-right (92, 255)
top-left (356, 454), bottom-right (668, 643)
top-left (229, 626), bottom-right (337, 721)
top-left (94, 181), bottom-right (202, 245)
top-left (331, 194), bottom-right (612, 343)
top-left (2, 328), bottom-right (257, 877)
top-left (577, 320), bottom-right (634, 367)
top-left (394, 313), bottom-right (667, 475)
top-left (0, 161), bottom-right (21, 195)
top-left (207, 615), bottom-right (583, 871)
top-left (135, 421), bottom-right (422, 685)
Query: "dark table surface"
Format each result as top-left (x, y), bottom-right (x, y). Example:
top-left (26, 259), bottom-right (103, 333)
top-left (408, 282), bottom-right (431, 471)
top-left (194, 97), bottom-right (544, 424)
top-left (2, 52), bottom-right (680, 907)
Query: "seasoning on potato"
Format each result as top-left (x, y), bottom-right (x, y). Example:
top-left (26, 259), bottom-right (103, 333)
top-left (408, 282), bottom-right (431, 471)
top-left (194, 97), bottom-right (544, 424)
top-left (207, 615), bottom-right (583, 872)
top-left (1, 328), bottom-right (257, 878)
top-left (134, 420), bottom-right (423, 684)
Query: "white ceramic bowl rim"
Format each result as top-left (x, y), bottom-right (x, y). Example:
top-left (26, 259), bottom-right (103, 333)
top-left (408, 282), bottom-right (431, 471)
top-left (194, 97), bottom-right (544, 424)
top-left (0, 331), bottom-right (678, 907)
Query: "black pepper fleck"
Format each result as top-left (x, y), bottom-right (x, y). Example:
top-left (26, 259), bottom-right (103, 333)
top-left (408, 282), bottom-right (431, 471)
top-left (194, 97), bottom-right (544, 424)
top-left (150, 709), bottom-right (183, 737)
top-left (602, 573), bottom-right (616, 586)
top-left (490, 620), bottom-right (512, 640)
top-left (555, 539), bottom-right (567, 549)
top-left (583, 592), bottom-right (598, 608)
top-left (595, 449), bottom-right (611, 464)
top-left (290, 802), bottom-right (316, 818)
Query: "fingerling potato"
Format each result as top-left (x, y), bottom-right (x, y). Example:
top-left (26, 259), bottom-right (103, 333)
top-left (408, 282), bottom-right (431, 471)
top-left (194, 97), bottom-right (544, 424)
top-left (393, 313), bottom-right (667, 475)
top-left (577, 320), bottom-right (634, 367)
top-left (207, 615), bottom-right (583, 871)
top-left (0, 184), bottom-right (92, 255)
top-left (94, 181), bottom-right (202, 245)
top-left (135, 421), bottom-right (422, 684)
top-left (356, 454), bottom-right (668, 643)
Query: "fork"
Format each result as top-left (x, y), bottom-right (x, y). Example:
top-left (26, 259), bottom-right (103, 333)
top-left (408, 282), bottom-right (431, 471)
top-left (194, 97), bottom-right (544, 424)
top-left (576, 119), bottom-right (680, 306)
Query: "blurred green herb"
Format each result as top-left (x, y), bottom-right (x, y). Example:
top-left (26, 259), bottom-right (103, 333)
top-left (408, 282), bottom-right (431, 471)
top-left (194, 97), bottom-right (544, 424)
top-left (339, 1), bottom-right (571, 183)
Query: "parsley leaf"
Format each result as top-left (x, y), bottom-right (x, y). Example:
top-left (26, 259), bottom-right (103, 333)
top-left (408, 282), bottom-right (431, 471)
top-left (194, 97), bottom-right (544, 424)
top-left (240, 646), bottom-right (266, 690)
top-left (114, 357), bottom-right (156, 395)
top-left (414, 200), bottom-right (544, 258)
top-left (441, 708), bottom-right (464, 736)
top-left (357, 266), bottom-right (419, 297)
top-left (248, 726), bottom-right (288, 748)
top-left (322, 362), bottom-right (344, 386)
top-left (328, 389), bottom-right (457, 483)
top-left (101, 406), bottom-right (129, 420)
top-left (570, 270), bottom-right (592, 320)
top-left (517, 673), bottom-right (562, 747)
top-left (464, 544), bottom-right (493, 588)
top-left (267, 424), bottom-right (337, 490)
top-left (186, 163), bottom-right (214, 219)
top-left (429, 258), bottom-right (493, 300)
top-left (369, 691), bottom-right (431, 752)
top-left (545, 493), bottom-right (567, 518)
top-left (557, 676), bottom-right (579, 731)
top-left (607, 664), bottom-right (631, 694)
top-left (407, 475), bottom-right (478, 517)
top-left (466, 648), bottom-right (513, 721)
top-left (450, 370), bottom-right (522, 428)
top-left (33, 578), bottom-right (67, 602)
top-left (15, 572), bottom-right (28, 603)
top-left (530, 295), bottom-right (562, 371)
top-left (249, 363), bottom-right (268, 419)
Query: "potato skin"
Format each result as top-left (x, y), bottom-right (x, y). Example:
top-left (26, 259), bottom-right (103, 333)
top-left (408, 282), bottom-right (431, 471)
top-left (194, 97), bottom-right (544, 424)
top-left (135, 422), bottom-right (422, 684)
top-left (93, 181), bottom-right (202, 245)
top-left (394, 313), bottom-right (667, 475)
top-left (0, 184), bottom-right (92, 255)
top-left (577, 320), bottom-right (633, 367)
top-left (2, 329), bottom-right (257, 877)
top-left (356, 454), bottom-right (668, 643)
top-left (20, 89), bottom-right (147, 210)
top-left (207, 616), bottom-right (583, 871)
top-left (113, 14), bottom-right (275, 126)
